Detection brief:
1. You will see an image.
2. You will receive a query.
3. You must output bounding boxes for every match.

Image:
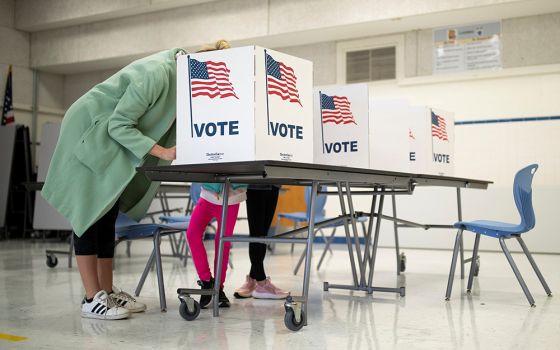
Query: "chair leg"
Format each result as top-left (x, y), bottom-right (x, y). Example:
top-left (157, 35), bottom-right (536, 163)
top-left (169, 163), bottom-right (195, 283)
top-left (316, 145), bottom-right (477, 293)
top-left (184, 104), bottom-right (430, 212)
top-left (516, 236), bottom-right (552, 296)
top-left (183, 242), bottom-right (190, 268)
top-left (290, 222), bottom-right (297, 254)
top-left (459, 234), bottom-right (465, 279)
top-left (445, 229), bottom-right (463, 301)
top-left (318, 228), bottom-right (333, 254)
top-left (499, 237), bottom-right (535, 307)
top-left (135, 249), bottom-right (156, 297)
top-left (317, 227), bottom-right (337, 271)
top-left (153, 231), bottom-right (167, 312)
top-left (467, 234), bottom-right (481, 293)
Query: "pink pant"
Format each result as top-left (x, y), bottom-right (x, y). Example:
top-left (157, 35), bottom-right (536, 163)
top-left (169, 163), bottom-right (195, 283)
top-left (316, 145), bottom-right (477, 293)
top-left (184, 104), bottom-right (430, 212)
top-left (186, 198), bottom-right (240, 288)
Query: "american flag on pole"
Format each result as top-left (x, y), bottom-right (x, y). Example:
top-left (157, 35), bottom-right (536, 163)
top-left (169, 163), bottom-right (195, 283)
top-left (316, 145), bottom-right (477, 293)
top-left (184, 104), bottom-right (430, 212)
top-left (431, 111), bottom-right (448, 141)
top-left (189, 58), bottom-right (238, 99)
top-left (2, 65), bottom-right (14, 126)
top-left (320, 93), bottom-right (356, 125)
top-left (266, 53), bottom-right (302, 106)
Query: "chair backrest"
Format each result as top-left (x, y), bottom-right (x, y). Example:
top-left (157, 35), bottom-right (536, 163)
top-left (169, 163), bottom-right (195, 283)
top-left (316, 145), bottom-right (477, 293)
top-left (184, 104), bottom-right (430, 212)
top-left (513, 164), bottom-right (538, 232)
top-left (190, 183), bottom-right (203, 208)
top-left (304, 186), bottom-right (327, 219)
top-left (115, 211), bottom-right (138, 230)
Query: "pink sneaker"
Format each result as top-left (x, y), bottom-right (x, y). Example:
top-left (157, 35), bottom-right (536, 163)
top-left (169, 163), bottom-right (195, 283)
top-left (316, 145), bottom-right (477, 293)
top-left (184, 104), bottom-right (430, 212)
top-left (252, 277), bottom-right (289, 299)
top-left (234, 275), bottom-right (257, 299)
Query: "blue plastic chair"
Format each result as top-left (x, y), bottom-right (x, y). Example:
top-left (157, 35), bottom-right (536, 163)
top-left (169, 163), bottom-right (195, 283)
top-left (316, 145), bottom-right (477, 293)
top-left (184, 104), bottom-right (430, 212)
top-left (276, 186), bottom-right (368, 274)
top-left (115, 212), bottom-right (190, 312)
top-left (445, 164), bottom-right (552, 306)
top-left (159, 183), bottom-right (203, 223)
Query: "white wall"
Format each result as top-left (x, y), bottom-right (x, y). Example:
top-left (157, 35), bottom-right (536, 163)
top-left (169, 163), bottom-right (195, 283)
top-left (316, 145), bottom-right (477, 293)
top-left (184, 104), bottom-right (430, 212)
top-left (0, 0), bottom-right (65, 166)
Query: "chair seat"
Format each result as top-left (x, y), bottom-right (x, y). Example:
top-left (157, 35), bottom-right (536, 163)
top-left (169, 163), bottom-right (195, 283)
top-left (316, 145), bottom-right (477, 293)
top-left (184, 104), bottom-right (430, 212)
top-left (277, 212), bottom-right (308, 223)
top-left (454, 220), bottom-right (524, 238)
top-left (116, 222), bottom-right (190, 240)
top-left (159, 215), bottom-right (190, 224)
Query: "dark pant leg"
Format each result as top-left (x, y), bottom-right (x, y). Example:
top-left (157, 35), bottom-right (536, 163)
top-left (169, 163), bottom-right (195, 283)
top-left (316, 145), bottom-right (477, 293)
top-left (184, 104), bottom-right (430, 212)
top-left (246, 187), bottom-right (279, 281)
top-left (73, 201), bottom-right (119, 258)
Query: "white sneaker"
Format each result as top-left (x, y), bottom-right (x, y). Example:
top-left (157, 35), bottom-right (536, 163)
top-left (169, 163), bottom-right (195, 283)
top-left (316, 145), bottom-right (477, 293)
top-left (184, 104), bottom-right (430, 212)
top-left (110, 285), bottom-right (147, 313)
top-left (81, 290), bottom-right (130, 320)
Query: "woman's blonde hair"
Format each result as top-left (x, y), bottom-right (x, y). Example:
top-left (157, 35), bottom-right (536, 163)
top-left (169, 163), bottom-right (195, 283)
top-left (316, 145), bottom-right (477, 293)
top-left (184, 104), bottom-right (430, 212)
top-left (196, 39), bottom-right (231, 53)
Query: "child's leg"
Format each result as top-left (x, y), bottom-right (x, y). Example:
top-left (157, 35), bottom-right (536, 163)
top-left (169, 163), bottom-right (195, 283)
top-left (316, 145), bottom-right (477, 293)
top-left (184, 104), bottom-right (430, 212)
top-left (213, 203), bottom-right (240, 288)
top-left (186, 199), bottom-right (215, 282)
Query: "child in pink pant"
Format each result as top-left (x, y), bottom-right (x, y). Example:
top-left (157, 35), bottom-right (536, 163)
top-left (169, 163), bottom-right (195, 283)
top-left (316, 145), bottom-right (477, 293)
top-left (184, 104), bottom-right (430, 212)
top-left (186, 183), bottom-right (247, 308)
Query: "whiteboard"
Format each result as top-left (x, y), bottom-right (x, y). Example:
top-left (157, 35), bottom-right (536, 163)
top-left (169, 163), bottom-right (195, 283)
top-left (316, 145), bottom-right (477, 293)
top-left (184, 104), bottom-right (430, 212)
top-left (0, 124), bottom-right (17, 228)
top-left (33, 122), bottom-right (72, 230)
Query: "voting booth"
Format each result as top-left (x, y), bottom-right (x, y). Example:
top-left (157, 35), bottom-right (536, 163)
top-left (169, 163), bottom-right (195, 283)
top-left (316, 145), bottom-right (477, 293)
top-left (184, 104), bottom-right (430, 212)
top-left (371, 100), bottom-right (455, 176)
top-left (312, 83), bottom-right (369, 168)
top-left (176, 46), bottom-right (313, 164)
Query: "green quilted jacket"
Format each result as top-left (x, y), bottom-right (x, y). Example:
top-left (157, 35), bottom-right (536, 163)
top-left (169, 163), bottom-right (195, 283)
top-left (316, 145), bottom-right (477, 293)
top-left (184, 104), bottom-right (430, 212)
top-left (42, 48), bottom-right (184, 236)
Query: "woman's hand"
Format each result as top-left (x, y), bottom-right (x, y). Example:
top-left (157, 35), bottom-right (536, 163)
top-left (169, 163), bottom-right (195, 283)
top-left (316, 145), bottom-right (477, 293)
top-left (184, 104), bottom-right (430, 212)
top-left (149, 144), bottom-right (176, 161)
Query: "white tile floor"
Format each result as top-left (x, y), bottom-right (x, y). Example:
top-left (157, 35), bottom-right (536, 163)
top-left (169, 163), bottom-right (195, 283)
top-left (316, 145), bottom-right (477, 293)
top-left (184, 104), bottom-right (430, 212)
top-left (0, 238), bottom-right (559, 349)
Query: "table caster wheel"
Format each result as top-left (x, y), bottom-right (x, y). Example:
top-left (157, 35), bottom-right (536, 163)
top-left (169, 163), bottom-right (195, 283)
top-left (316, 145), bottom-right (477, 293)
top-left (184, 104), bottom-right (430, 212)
top-left (179, 297), bottom-right (200, 321)
top-left (284, 308), bottom-right (305, 331)
top-left (46, 255), bottom-right (58, 268)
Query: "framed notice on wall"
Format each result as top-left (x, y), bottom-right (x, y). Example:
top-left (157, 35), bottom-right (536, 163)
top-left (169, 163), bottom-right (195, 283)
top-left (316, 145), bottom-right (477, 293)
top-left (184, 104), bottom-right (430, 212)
top-left (433, 22), bottom-right (501, 74)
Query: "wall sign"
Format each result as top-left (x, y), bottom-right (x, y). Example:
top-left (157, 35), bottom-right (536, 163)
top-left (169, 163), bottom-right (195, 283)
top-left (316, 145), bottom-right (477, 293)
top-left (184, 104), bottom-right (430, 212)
top-left (433, 22), bottom-right (501, 74)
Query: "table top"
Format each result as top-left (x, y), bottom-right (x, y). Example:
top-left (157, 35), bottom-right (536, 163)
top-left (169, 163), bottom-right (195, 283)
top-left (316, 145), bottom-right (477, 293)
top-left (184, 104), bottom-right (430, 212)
top-left (139, 160), bottom-right (492, 190)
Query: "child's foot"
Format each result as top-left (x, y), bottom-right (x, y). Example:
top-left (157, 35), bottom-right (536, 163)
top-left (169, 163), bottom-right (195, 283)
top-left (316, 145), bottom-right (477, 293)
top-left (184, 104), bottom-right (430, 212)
top-left (110, 285), bottom-right (147, 313)
top-left (81, 290), bottom-right (130, 320)
top-left (234, 275), bottom-right (257, 299)
top-left (252, 277), bottom-right (289, 299)
top-left (197, 278), bottom-right (214, 308)
top-left (219, 288), bottom-right (230, 308)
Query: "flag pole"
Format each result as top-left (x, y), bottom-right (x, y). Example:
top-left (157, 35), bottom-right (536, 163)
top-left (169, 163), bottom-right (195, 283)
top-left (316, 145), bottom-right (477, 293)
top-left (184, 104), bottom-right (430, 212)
top-left (187, 56), bottom-right (194, 138)
top-left (319, 92), bottom-right (325, 154)
top-left (264, 49), bottom-right (270, 135)
top-left (430, 109), bottom-right (434, 158)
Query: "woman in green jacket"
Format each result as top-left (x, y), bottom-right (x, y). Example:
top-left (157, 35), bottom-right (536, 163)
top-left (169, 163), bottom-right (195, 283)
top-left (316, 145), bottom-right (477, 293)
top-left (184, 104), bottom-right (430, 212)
top-left (42, 40), bottom-right (230, 320)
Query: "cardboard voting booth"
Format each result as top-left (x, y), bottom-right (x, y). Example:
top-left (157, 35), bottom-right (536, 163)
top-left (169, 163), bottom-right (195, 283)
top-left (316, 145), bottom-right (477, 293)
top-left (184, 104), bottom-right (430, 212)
top-left (370, 99), bottom-right (412, 173)
top-left (176, 46), bottom-right (313, 164)
top-left (409, 106), bottom-right (454, 176)
top-left (313, 84), bottom-right (369, 168)
top-left (371, 100), bottom-right (454, 176)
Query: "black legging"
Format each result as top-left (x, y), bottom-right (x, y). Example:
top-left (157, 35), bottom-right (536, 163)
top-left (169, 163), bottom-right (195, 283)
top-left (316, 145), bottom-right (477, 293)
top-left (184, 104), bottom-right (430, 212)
top-left (246, 187), bottom-right (280, 281)
top-left (73, 201), bottom-right (119, 258)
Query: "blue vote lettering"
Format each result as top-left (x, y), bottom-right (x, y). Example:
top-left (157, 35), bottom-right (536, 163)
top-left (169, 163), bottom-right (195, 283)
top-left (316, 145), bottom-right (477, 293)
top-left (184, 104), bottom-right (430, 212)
top-left (194, 121), bottom-right (239, 137)
top-left (269, 122), bottom-right (303, 139)
top-left (324, 141), bottom-right (358, 153)
top-left (432, 153), bottom-right (450, 163)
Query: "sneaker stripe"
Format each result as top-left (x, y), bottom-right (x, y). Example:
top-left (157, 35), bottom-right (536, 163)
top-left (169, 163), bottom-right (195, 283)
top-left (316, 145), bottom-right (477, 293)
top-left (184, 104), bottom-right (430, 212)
top-left (98, 305), bottom-right (106, 314)
top-left (92, 304), bottom-right (101, 313)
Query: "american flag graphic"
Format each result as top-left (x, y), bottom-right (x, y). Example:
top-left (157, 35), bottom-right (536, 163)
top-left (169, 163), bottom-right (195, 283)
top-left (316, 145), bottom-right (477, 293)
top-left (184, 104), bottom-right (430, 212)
top-left (320, 93), bottom-right (356, 125)
top-left (431, 111), bottom-right (448, 141)
top-left (266, 53), bottom-right (302, 106)
top-left (189, 58), bottom-right (238, 99)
